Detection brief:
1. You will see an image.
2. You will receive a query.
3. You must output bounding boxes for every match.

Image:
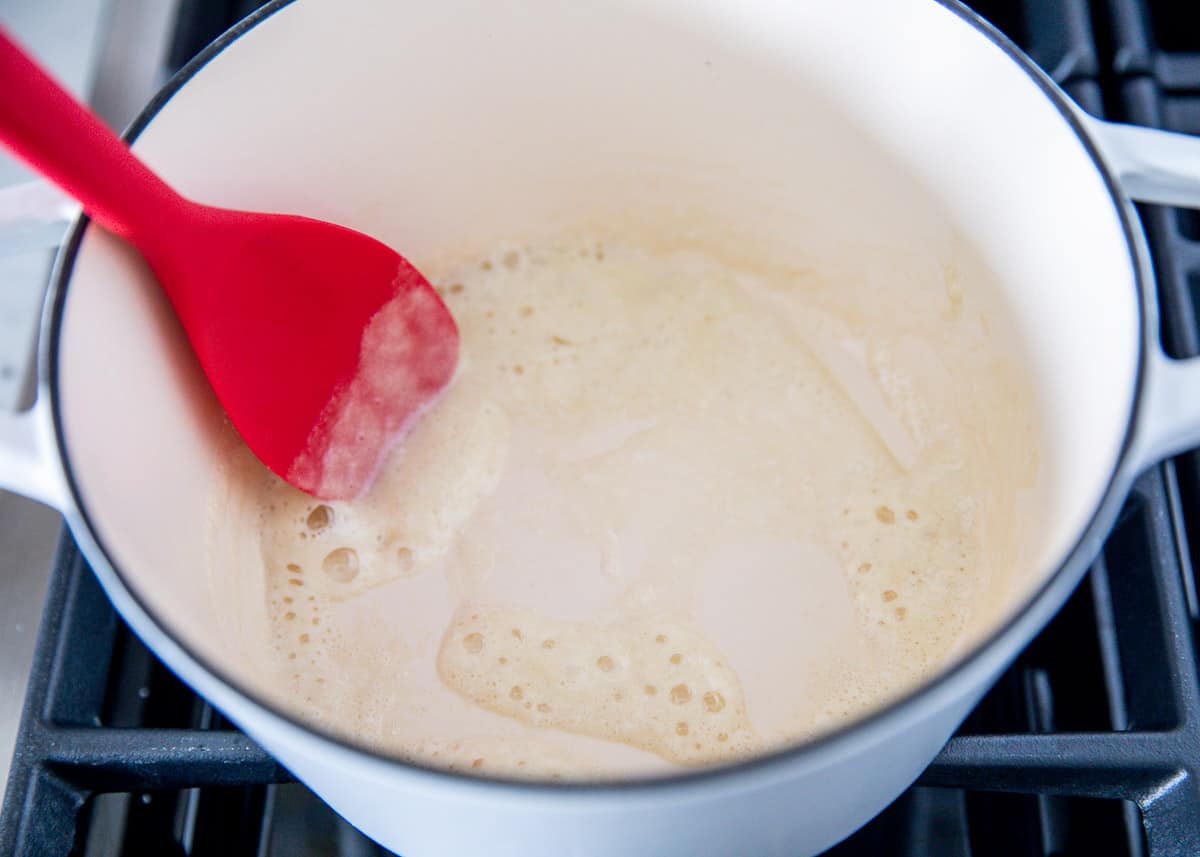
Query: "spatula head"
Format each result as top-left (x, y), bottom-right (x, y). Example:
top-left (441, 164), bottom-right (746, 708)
top-left (156, 207), bottom-right (459, 500)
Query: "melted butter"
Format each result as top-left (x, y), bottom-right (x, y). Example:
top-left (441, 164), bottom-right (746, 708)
top-left (242, 235), bottom-right (1038, 778)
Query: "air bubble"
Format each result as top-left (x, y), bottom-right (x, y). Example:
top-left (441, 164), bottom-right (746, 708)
top-left (463, 633), bottom-right (484, 654)
top-left (306, 505), bottom-right (332, 531)
top-left (703, 691), bottom-right (726, 713)
top-left (322, 547), bottom-right (359, 582)
top-left (670, 684), bottom-right (692, 705)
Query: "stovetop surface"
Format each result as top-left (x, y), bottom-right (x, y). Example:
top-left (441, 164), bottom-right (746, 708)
top-left (5, 1), bottom-right (1200, 855)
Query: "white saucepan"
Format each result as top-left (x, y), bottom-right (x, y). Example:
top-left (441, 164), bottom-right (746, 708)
top-left (4, 0), bottom-right (1200, 854)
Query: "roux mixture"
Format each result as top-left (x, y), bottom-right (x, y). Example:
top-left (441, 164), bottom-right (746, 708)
top-left (230, 235), bottom-right (1038, 779)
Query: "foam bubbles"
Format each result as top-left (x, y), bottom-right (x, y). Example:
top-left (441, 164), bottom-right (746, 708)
top-left (258, 391), bottom-right (509, 600)
top-left (306, 505), bottom-right (333, 531)
top-left (462, 632), bottom-right (484, 654)
top-left (322, 547), bottom-right (359, 582)
top-left (669, 684), bottom-right (692, 705)
top-left (437, 607), bottom-right (757, 765)
top-left (247, 233), bottom-right (1038, 781)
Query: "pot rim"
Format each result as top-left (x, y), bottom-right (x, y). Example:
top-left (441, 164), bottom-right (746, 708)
top-left (38, 0), bottom-right (1151, 798)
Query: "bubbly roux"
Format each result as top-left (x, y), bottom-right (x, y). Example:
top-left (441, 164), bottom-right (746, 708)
top-left (231, 235), bottom-right (1038, 779)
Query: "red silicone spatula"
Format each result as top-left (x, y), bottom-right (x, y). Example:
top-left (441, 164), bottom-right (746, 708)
top-left (0, 28), bottom-right (459, 501)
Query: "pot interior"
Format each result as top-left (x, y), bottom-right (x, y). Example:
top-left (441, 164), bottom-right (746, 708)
top-left (56, 0), bottom-right (1138, 758)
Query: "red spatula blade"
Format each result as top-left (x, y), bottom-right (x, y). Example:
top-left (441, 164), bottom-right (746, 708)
top-left (160, 210), bottom-right (460, 501)
top-left (284, 260), bottom-right (460, 500)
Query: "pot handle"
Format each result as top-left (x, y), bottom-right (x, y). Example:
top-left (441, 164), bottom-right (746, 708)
top-left (0, 179), bottom-right (72, 509)
top-left (0, 397), bottom-right (62, 509)
top-left (0, 179), bottom-right (77, 255)
top-left (1084, 117), bottom-right (1200, 209)
top-left (1083, 116), bottom-right (1200, 467)
top-left (1134, 352), bottom-right (1200, 468)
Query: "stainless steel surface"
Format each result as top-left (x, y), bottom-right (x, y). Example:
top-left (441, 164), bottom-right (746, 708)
top-left (0, 0), bottom-right (177, 805)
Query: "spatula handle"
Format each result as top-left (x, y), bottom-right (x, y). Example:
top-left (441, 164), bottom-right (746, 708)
top-left (0, 26), bottom-right (187, 243)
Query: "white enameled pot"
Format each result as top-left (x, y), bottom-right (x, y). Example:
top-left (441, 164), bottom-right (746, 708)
top-left (4, 1), bottom-right (1200, 854)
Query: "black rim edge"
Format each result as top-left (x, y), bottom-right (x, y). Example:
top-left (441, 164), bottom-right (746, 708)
top-left (39, 0), bottom-right (1152, 798)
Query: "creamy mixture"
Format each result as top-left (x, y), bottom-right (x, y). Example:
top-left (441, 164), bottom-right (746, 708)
top-left (231, 235), bottom-right (1037, 779)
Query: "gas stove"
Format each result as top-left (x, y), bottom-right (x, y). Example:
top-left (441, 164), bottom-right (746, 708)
top-left (2, 1), bottom-right (1200, 854)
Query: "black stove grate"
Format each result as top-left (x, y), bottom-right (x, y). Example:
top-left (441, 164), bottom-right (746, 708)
top-left (4, 1), bottom-right (1200, 854)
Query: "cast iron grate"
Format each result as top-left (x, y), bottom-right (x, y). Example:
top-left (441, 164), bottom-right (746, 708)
top-left (3, 0), bottom-right (1200, 854)
top-left (1103, 0), bottom-right (1200, 87)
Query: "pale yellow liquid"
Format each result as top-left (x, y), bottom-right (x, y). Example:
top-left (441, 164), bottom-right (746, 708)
top-left (240, 235), bottom-right (1038, 779)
